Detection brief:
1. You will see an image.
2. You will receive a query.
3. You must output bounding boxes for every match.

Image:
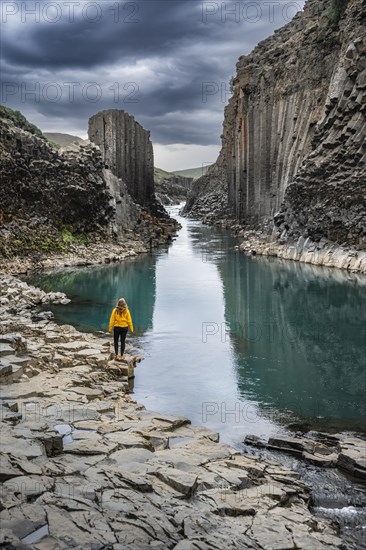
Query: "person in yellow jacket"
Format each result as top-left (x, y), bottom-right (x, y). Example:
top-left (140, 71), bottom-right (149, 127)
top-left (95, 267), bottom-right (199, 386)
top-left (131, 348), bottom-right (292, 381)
top-left (109, 298), bottom-right (134, 360)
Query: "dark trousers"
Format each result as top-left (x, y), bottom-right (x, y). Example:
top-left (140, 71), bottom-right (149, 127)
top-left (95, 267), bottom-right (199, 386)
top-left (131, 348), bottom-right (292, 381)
top-left (113, 326), bottom-right (128, 355)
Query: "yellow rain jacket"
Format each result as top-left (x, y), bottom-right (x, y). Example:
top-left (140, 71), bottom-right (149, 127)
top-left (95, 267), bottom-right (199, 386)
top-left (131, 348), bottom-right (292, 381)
top-left (109, 308), bottom-right (134, 333)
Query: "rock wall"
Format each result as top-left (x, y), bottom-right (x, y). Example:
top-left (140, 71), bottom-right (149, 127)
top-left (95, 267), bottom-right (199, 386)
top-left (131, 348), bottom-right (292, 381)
top-left (225, 0), bottom-right (340, 225)
top-left (181, 153), bottom-right (229, 222)
top-left (276, 0), bottom-right (366, 247)
top-left (88, 110), bottom-right (155, 209)
top-left (155, 175), bottom-right (193, 205)
top-left (0, 116), bottom-right (114, 233)
top-left (0, 110), bottom-right (178, 259)
top-left (184, 0), bottom-right (365, 252)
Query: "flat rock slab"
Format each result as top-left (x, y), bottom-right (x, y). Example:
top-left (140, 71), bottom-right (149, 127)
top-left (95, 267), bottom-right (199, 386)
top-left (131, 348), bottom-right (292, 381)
top-left (69, 386), bottom-right (104, 400)
top-left (250, 514), bottom-right (299, 550)
top-left (142, 412), bottom-right (191, 431)
top-left (98, 466), bottom-right (153, 493)
top-left (199, 487), bottom-right (257, 517)
top-left (57, 342), bottom-right (90, 352)
top-left (108, 448), bottom-right (155, 473)
top-left (72, 420), bottom-right (124, 433)
top-left (2, 475), bottom-right (54, 507)
top-left (63, 436), bottom-right (117, 455)
top-left (44, 332), bottom-right (68, 343)
top-left (42, 404), bottom-right (101, 422)
top-left (268, 435), bottom-right (316, 454)
top-left (105, 431), bottom-right (152, 450)
top-left (0, 434), bottom-right (44, 459)
top-left (91, 400), bottom-right (115, 413)
top-left (154, 467), bottom-right (198, 497)
top-left (338, 437), bottom-right (366, 479)
top-left (0, 453), bottom-right (23, 481)
top-left (45, 505), bottom-right (117, 547)
top-left (0, 343), bottom-right (15, 356)
top-left (41, 453), bottom-right (103, 475)
top-left (0, 503), bottom-right (47, 540)
top-left (76, 348), bottom-right (105, 357)
top-left (205, 462), bottom-right (251, 489)
top-left (303, 451), bottom-right (338, 467)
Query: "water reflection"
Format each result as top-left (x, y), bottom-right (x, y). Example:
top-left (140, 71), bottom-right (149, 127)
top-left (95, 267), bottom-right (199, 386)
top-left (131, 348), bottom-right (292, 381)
top-left (215, 242), bottom-right (366, 426)
top-left (29, 207), bottom-right (366, 443)
top-left (29, 254), bottom-right (158, 334)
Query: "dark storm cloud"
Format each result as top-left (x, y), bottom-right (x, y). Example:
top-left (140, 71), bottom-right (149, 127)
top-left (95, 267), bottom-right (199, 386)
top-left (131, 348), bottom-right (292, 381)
top-left (2, 1), bottom-right (208, 69)
top-left (1, 0), bottom-right (305, 147)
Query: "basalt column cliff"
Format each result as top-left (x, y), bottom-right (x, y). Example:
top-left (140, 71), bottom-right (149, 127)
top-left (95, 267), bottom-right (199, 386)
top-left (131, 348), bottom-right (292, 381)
top-left (0, 106), bottom-right (177, 264)
top-left (184, 0), bottom-right (366, 255)
top-left (88, 110), bottom-right (155, 210)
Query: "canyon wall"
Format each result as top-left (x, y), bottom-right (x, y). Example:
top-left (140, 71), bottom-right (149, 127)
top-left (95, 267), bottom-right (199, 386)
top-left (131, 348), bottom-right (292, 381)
top-left (155, 175), bottom-right (193, 205)
top-left (184, 0), bottom-right (365, 251)
top-left (276, 0), bottom-right (365, 246)
top-left (182, 153), bottom-right (229, 222)
top-left (0, 114), bottom-right (114, 237)
top-left (0, 108), bottom-right (176, 258)
top-left (88, 110), bottom-right (155, 210)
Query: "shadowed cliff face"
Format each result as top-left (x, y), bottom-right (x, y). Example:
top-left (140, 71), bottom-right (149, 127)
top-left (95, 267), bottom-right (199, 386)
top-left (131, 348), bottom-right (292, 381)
top-left (184, 0), bottom-right (365, 249)
top-left (155, 175), bottom-right (193, 206)
top-left (88, 110), bottom-right (155, 210)
top-left (0, 116), bottom-right (114, 233)
top-left (225, 0), bottom-right (339, 225)
top-left (182, 153), bottom-right (229, 222)
top-left (277, 0), bottom-right (366, 247)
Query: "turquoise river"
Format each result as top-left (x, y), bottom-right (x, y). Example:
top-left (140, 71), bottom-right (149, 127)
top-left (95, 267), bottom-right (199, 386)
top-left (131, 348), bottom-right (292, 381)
top-left (29, 205), bottom-right (366, 448)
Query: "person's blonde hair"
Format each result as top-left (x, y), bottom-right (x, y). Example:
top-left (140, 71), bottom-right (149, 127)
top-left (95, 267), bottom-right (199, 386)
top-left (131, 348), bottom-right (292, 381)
top-left (116, 298), bottom-right (127, 313)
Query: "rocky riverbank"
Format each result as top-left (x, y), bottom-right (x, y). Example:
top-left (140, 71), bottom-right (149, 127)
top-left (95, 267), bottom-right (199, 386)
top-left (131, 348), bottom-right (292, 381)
top-left (236, 230), bottom-right (366, 275)
top-left (0, 241), bottom-right (147, 277)
top-left (182, 212), bottom-right (366, 275)
top-left (244, 433), bottom-right (366, 480)
top-left (1, 273), bottom-right (365, 548)
top-left (0, 210), bottom-right (181, 277)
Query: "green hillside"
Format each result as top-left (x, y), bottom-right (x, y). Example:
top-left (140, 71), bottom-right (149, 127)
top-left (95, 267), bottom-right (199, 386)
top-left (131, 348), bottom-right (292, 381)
top-left (154, 165), bottom-right (213, 182)
top-left (44, 132), bottom-right (84, 147)
top-left (172, 165), bottom-right (212, 180)
top-left (154, 167), bottom-right (174, 182)
top-left (0, 105), bottom-right (45, 139)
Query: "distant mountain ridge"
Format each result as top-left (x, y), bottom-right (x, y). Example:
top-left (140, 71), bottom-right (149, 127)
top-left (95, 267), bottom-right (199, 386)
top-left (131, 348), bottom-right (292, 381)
top-left (155, 165), bottom-right (212, 181)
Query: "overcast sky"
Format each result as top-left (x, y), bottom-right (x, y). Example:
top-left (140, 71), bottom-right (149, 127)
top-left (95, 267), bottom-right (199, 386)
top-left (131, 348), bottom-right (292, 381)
top-left (1, 0), bottom-right (305, 170)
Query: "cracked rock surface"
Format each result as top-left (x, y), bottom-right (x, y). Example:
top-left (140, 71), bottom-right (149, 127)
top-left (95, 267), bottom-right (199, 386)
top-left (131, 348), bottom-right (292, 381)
top-left (0, 274), bottom-right (351, 549)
